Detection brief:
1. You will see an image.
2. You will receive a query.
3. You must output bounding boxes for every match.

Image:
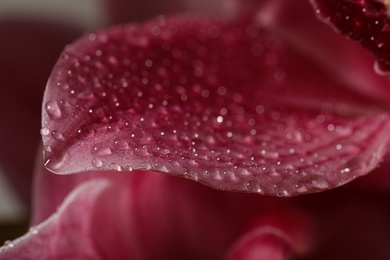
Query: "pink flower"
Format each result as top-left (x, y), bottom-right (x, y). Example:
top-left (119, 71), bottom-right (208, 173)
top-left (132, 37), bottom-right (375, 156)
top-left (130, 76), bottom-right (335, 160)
top-left (1, 0), bottom-right (390, 259)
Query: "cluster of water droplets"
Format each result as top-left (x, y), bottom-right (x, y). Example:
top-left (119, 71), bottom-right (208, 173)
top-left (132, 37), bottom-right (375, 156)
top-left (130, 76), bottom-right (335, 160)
top-left (41, 15), bottom-right (387, 195)
top-left (314, 0), bottom-right (390, 73)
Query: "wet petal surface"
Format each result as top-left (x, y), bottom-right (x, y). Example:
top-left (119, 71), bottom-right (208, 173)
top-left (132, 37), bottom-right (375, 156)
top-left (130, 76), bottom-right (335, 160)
top-left (42, 15), bottom-right (390, 196)
top-left (311, 0), bottom-right (390, 74)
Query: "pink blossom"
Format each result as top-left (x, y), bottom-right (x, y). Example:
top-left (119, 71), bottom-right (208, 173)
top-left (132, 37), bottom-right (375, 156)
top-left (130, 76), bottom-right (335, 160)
top-left (1, 0), bottom-right (390, 259)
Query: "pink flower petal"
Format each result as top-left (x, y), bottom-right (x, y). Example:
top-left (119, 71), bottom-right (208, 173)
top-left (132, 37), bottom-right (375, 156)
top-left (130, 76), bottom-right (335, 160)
top-left (31, 149), bottom-right (129, 225)
top-left (30, 156), bottom-right (316, 259)
top-left (30, 166), bottom-right (390, 259)
top-left (26, 155), bottom-right (390, 259)
top-left (311, 0), bottom-right (390, 74)
top-left (225, 231), bottom-right (293, 260)
top-left (89, 170), bottom-right (315, 259)
top-left (0, 178), bottom-right (110, 260)
top-left (42, 15), bottom-right (390, 196)
top-left (253, 0), bottom-right (390, 102)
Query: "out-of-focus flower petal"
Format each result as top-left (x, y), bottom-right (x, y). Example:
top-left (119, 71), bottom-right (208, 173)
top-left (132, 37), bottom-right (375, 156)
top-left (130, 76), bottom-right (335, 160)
top-left (9, 148), bottom-right (390, 259)
top-left (0, 178), bottom-right (110, 260)
top-left (31, 150), bottom-right (127, 225)
top-left (29, 163), bottom-right (390, 259)
top-left (225, 230), bottom-right (293, 260)
top-left (31, 151), bottom-right (89, 225)
top-left (41, 15), bottom-right (390, 196)
top-left (311, 0), bottom-right (390, 74)
top-left (252, 0), bottom-right (390, 102)
top-left (31, 148), bottom-right (315, 259)
top-left (225, 208), bottom-right (314, 260)
top-left (90, 170), bottom-right (316, 259)
top-left (0, 19), bottom-right (80, 203)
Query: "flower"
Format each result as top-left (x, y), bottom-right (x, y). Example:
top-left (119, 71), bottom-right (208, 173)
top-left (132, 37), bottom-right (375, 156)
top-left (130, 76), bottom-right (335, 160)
top-left (1, 0), bottom-right (390, 259)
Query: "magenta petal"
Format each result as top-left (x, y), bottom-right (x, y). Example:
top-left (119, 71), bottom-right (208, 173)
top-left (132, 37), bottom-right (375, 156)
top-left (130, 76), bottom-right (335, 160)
top-left (225, 231), bottom-right (292, 260)
top-left (90, 170), bottom-right (233, 259)
top-left (311, 0), bottom-right (390, 73)
top-left (42, 15), bottom-right (390, 196)
top-left (0, 179), bottom-right (110, 260)
top-left (255, 0), bottom-right (390, 102)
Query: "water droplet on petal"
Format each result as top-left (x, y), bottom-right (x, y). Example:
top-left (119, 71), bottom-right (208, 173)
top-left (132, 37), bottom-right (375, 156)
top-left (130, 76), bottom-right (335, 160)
top-left (113, 139), bottom-right (129, 150)
top-left (29, 227), bottom-right (39, 235)
top-left (40, 127), bottom-right (50, 136)
top-left (110, 163), bottom-right (122, 171)
top-left (45, 100), bottom-right (62, 119)
top-left (92, 158), bottom-right (103, 168)
top-left (52, 131), bottom-right (65, 141)
top-left (245, 180), bottom-right (262, 193)
top-left (3, 241), bottom-right (14, 248)
top-left (45, 152), bottom-right (70, 171)
top-left (91, 146), bottom-right (112, 157)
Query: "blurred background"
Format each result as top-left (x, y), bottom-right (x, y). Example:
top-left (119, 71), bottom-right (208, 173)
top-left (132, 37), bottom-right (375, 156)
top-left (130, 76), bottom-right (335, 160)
top-left (0, 0), bottom-right (106, 244)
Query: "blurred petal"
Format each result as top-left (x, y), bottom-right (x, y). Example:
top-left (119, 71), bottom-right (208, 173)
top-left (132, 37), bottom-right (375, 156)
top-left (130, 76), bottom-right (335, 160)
top-left (90, 170), bottom-right (315, 259)
top-left (31, 150), bottom-right (127, 225)
top-left (32, 155), bottom-right (315, 259)
top-left (225, 208), bottom-right (314, 260)
top-left (0, 178), bottom-right (110, 260)
top-left (225, 231), bottom-right (293, 260)
top-left (24, 154), bottom-right (390, 259)
top-left (0, 19), bottom-right (80, 203)
top-left (42, 15), bottom-right (390, 196)
top-left (311, 0), bottom-right (390, 73)
top-left (252, 0), bottom-right (390, 102)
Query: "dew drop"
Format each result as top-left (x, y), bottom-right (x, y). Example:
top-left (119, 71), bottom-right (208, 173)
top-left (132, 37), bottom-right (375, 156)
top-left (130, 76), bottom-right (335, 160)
top-left (299, 175), bottom-right (330, 191)
top-left (374, 60), bottom-right (390, 75)
top-left (262, 150), bottom-right (279, 159)
top-left (40, 127), bottom-right (50, 136)
top-left (92, 158), bottom-right (103, 168)
top-left (29, 227), bottom-right (39, 235)
top-left (222, 171), bottom-right (236, 181)
top-left (110, 163), bottom-right (122, 171)
top-left (45, 101), bottom-right (62, 119)
top-left (276, 190), bottom-right (289, 197)
top-left (311, 177), bottom-right (329, 189)
top-left (204, 170), bottom-right (221, 180)
top-left (245, 180), bottom-right (262, 193)
top-left (134, 146), bottom-right (150, 157)
top-left (113, 140), bottom-right (129, 150)
top-left (52, 131), bottom-right (65, 141)
top-left (45, 152), bottom-right (69, 170)
top-left (91, 146), bottom-right (112, 156)
top-left (44, 145), bottom-right (52, 153)
top-left (3, 241), bottom-right (14, 248)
